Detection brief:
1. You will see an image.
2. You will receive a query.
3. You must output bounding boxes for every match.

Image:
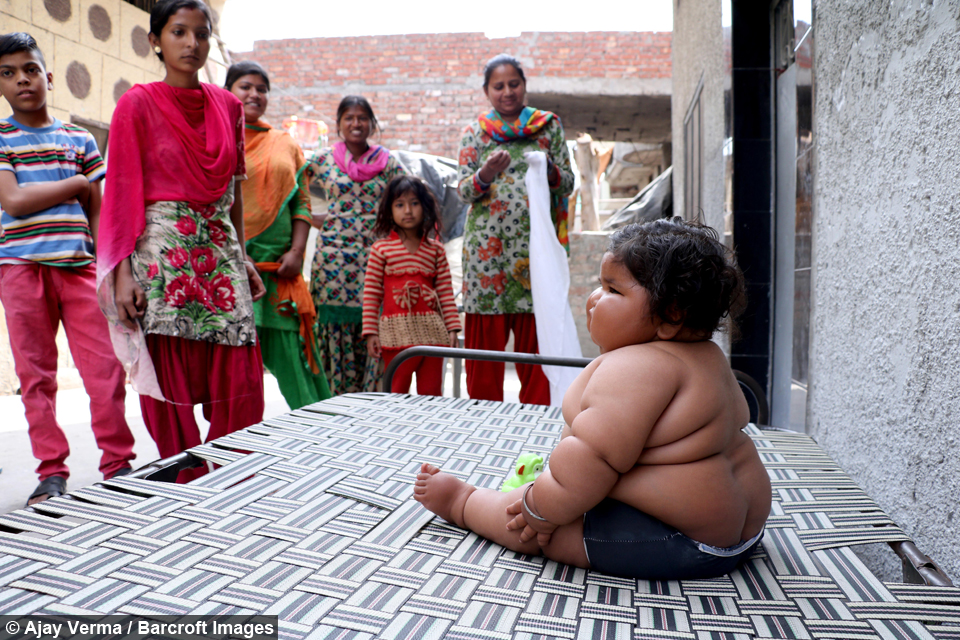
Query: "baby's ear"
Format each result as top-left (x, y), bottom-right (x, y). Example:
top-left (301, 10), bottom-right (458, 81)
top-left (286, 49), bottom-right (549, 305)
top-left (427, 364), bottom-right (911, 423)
top-left (656, 322), bottom-right (683, 341)
top-left (657, 303), bottom-right (685, 340)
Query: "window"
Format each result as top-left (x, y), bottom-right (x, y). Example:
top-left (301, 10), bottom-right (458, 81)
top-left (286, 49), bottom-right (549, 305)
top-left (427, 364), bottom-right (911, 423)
top-left (683, 77), bottom-right (704, 219)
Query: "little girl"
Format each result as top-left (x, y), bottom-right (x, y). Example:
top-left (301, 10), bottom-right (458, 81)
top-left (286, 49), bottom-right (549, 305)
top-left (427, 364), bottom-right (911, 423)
top-left (362, 176), bottom-right (461, 395)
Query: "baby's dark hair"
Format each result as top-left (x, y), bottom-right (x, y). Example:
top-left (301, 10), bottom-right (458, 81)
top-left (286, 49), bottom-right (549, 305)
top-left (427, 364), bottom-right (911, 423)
top-left (0, 32), bottom-right (46, 69)
top-left (608, 218), bottom-right (746, 337)
top-left (374, 175), bottom-right (441, 240)
top-left (224, 60), bottom-right (269, 91)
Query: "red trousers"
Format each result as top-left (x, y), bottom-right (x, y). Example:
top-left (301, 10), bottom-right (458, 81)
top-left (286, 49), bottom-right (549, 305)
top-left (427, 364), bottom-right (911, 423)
top-left (382, 348), bottom-right (443, 395)
top-left (139, 334), bottom-right (264, 482)
top-left (464, 313), bottom-right (550, 405)
top-left (0, 263), bottom-right (134, 481)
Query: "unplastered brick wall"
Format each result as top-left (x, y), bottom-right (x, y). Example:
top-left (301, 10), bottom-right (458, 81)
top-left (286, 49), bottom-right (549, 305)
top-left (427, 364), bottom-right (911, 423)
top-left (239, 31), bottom-right (671, 159)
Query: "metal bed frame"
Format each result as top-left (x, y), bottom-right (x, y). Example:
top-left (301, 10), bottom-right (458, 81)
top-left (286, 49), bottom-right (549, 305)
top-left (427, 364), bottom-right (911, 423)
top-left (2, 392), bottom-right (956, 638)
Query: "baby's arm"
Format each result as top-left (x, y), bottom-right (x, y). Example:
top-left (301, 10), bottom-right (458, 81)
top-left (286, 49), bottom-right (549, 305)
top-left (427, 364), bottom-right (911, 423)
top-left (0, 171), bottom-right (90, 217)
top-left (513, 347), bottom-right (683, 535)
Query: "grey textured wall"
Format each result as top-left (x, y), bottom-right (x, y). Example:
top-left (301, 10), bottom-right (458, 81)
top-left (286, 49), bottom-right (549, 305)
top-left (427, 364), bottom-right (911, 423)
top-left (810, 0), bottom-right (960, 580)
top-left (568, 231), bottom-right (611, 359)
top-left (671, 0), bottom-right (726, 235)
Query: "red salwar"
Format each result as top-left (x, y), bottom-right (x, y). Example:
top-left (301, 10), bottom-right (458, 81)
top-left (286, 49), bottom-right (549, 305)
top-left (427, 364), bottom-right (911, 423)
top-left (382, 347), bottom-right (444, 395)
top-left (140, 334), bottom-right (264, 482)
top-left (464, 312), bottom-right (550, 405)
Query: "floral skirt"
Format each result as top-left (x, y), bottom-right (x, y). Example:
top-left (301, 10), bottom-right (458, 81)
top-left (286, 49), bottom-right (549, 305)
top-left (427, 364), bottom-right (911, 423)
top-left (132, 186), bottom-right (255, 345)
top-left (317, 318), bottom-right (381, 395)
top-left (97, 188), bottom-right (255, 402)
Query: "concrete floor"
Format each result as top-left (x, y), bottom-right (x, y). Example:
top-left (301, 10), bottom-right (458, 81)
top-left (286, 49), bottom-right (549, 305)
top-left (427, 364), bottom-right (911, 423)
top-left (0, 362), bottom-right (522, 514)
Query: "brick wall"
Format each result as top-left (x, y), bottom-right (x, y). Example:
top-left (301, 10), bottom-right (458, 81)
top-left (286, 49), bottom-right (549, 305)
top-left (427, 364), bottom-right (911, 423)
top-left (240, 31), bottom-right (671, 159)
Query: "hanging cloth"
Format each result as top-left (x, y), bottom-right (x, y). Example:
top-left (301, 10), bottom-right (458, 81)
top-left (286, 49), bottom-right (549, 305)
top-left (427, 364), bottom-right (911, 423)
top-left (332, 141), bottom-right (390, 182)
top-left (525, 150), bottom-right (582, 406)
top-left (242, 120), bottom-right (308, 242)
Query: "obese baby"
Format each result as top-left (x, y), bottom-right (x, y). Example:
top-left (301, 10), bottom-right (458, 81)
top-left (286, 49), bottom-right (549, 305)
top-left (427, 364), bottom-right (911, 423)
top-left (413, 218), bottom-right (772, 579)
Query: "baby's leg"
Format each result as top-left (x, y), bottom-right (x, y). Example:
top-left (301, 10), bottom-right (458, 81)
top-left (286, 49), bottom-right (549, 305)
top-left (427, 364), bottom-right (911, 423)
top-left (413, 464), bottom-right (589, 568)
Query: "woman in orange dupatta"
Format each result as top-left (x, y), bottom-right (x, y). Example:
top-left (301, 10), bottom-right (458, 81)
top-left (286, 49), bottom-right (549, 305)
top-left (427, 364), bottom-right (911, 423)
top-left (226, 61), bottom-right (331, 409)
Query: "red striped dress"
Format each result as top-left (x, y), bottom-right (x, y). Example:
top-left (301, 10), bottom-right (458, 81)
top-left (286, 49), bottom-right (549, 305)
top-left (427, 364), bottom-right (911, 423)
top-left (361, 232), bottom-right (461, 351)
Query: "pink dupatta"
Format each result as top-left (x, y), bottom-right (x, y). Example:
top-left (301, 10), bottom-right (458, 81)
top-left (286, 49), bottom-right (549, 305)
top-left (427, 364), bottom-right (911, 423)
top-left (97, 82), bottom-right (245, 400)
top-left (332, 141), bottom-right (390, 182)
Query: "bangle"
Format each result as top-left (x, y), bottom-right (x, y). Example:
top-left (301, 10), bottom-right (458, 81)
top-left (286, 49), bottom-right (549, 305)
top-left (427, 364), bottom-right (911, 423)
top-left (475, 172), bottom-right (491, 190)
top-left (522, 484), bottom-right (549, 522)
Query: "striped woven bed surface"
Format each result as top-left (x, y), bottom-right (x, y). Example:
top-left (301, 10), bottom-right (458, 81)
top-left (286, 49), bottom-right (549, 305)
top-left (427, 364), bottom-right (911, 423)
top-left (0, 393), bottom-right (958, 639)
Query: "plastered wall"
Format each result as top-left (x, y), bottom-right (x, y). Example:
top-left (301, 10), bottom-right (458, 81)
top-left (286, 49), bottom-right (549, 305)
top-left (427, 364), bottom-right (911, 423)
top-left (670, 0), bottom-right (726, 236)
top-left (568, 231), bottom-right (610, 359)
top-left (810, 0), bottom-right (960, 580)
top-left (0, 0), bottom-right (162, 124)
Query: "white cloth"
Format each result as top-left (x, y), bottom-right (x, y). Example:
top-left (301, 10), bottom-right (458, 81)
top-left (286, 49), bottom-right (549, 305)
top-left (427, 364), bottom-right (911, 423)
top-left (525, 151), bottom-right (583, 406)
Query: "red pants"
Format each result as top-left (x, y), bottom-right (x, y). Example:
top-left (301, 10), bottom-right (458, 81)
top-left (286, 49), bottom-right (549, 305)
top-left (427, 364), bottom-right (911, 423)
top-left (464, 313), bottom-right (550, 405)
top-left (0, 263), bottom-right (134, 481)
top-left (139, 334), bottom-right (264, 482)
top-left (382, 348), bottom-right (443, 395)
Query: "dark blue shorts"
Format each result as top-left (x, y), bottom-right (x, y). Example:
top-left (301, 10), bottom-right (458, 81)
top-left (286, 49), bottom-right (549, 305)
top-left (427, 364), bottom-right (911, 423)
top-left (582, 498), bottom-right (763, 580)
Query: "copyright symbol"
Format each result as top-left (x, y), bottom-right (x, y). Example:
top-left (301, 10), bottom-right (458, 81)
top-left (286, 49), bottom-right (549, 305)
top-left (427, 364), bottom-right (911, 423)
top-left (6, 621), bottom-right (20, 634)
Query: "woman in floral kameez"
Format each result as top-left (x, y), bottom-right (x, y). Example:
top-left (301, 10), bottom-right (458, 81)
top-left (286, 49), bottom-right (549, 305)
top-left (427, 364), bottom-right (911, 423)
top-left (98, 0), bottom-right (266, 481)
top-left (457, 54), bottom-right (575, 404)
top-left (226, 61), bottom-right (331, 410)
top-left (308, 96), bottom-right (405, 395)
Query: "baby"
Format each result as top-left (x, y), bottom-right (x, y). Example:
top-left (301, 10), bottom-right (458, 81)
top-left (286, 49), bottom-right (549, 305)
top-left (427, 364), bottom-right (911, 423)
top-left (414, 218), bottom-right (772, 579)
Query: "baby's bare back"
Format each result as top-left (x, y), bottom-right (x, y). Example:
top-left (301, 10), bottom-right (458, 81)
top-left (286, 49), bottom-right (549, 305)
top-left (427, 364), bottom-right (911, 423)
top-left (562, 340), bottom-right (771, 548)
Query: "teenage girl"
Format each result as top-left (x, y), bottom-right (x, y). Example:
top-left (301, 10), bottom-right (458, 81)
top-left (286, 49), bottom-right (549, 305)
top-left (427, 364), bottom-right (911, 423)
top-left (98, 0), bottom-right (265, 481)
top-left (361, 176), bottom-right (461, 395)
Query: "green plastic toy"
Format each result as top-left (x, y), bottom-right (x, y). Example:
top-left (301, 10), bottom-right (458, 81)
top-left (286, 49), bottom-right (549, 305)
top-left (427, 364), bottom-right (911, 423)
top-left (500, 453), bottom-right (544, 491)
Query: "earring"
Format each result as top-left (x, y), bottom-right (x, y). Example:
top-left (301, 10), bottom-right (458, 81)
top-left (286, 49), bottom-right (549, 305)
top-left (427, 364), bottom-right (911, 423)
top-left (153, 46), bottom-right (161, 53)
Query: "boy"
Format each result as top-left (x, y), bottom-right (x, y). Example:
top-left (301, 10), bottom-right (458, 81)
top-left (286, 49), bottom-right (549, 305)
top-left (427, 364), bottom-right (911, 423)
top-left (0, 32), bottom-right (135, 505)
top-left (414, 219), bottom-right (772, 579)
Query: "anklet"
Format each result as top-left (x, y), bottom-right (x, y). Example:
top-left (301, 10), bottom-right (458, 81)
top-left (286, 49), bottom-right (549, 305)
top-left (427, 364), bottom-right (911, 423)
top-left (522, 484), bottom-right (549, 522)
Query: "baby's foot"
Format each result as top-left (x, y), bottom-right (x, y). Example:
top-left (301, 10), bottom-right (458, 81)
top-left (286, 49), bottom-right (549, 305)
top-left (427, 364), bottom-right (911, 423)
top-left (413, 463), bottom-right (476, 528)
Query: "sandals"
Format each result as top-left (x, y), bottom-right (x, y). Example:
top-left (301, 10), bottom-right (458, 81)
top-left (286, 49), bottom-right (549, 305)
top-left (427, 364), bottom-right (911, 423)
top-left (26, 474), bottom-right (66, 506)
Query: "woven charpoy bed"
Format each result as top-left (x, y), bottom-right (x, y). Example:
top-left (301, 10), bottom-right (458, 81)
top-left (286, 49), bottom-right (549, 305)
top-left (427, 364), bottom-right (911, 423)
top-left (0, 393), bottom-right (958, 639)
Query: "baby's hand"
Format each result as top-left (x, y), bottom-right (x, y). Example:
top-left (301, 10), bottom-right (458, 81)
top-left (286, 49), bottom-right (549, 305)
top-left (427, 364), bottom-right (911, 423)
top-left (506, 498), bottom-right (557, 547)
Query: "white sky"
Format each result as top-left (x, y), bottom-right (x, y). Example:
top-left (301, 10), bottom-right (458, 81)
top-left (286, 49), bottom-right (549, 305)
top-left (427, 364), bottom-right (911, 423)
top-left (219, 0), bottom-right (675, 52)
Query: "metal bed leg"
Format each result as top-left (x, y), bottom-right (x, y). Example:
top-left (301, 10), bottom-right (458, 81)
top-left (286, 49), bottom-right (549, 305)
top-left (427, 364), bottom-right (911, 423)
top-left (453, 335), bottom-right (465, 398)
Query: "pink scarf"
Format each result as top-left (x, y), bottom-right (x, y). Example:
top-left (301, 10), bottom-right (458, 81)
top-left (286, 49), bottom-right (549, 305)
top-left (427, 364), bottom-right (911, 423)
top-left (332, 141), bottom-right (390, 182)
top-left (98, 82), bottom-right (245, 281)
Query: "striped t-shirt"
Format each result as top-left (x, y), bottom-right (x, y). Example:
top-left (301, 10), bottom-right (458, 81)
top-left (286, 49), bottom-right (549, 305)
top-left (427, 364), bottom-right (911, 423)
top-left (0, 118), bottom-right (105, 266)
